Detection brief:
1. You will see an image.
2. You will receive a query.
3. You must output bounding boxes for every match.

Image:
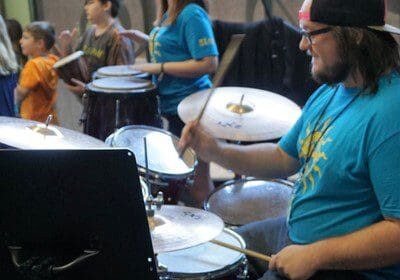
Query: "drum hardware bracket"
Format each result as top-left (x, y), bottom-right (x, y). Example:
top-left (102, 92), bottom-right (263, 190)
top-left (115, 99), bottom-right (121, 131)
top-left (238, 259), bottom-right (250, 279)
top-left (79, 93), bottom-right (89, 125)
top-left (145, 192), bottom-right (164, 218)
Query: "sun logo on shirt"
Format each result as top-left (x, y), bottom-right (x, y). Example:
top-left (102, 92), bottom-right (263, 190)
top-left (298, 118), bottom-right (333, 192)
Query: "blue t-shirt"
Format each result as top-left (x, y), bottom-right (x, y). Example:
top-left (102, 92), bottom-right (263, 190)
top-left (279, 72), bottom-right (400, 279)
top-left (149, 4), bottom-right (219, 115)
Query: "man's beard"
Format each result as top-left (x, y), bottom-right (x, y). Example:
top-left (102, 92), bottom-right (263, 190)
top-left (311, 58), bottom-right (350, 85)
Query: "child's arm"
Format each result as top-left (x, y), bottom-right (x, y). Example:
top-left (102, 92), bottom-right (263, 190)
top-left (14, 85), bottom-right (30, 105)
top-left (17, 60), bottom-right (39, 105)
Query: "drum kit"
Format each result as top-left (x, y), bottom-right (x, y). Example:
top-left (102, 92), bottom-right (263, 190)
top-left (1, 51), bottom-right (304, 278)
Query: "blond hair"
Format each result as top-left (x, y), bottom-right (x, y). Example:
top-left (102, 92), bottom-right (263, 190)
top-left (0, 14), bottom-right (19, 75)
top-left (155, 0), bottom-right (209, 26)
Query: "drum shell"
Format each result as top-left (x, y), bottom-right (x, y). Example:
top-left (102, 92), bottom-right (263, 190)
top-left (84, 83), bottom-right (161, 141)
top-left (157, 228), bottom-right (248, 280)
top-left (56, 56), bottom-right (90, 85)
top-left (204, 178), bottom-right (293, 227)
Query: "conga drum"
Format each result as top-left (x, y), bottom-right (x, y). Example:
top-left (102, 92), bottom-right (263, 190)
top-left (53, 51), bottom-right (90, 85)
top-left (84, 77), bottom-right (161, 140)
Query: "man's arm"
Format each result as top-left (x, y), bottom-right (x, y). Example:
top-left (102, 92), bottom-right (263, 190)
top-left (313, 218), bottom-right (400, 269)
top-left (270, 218), bottom-right (400, 280)
top-left (179, 121), bottom-right (301, 179)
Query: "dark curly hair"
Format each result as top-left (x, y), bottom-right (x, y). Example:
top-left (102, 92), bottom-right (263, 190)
top-left (332, 26), bottom-right (400, 94)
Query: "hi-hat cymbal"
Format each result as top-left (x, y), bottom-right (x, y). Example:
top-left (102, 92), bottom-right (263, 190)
top-left (149, 205), bottom-right (224, 253)
top-left (0, 117), bottom-right (107, 149)
top-left (178, 87), bottom-right (301, 141)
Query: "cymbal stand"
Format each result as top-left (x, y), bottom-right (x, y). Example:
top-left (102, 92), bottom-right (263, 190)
top-left (115, 99), bottom-right (121, 132)
top-left (142, 138), bottom-right (168, 274)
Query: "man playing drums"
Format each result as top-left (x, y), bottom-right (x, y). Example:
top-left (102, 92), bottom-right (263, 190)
top-left (180, 0), bottom-right (400, 279)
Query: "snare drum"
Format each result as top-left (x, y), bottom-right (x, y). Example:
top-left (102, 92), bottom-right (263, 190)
top-left (53, 51), bottom-right (90, 85)
top-left (205, 178), bottom-right (293, 226)
top-left (157, 228), bottom-right (248, 280)
top-left (107, 125), bottom-right (197, 204)
top-left (93, 65), bottom-right (150, 80)
top-left (84, 77), bottom-right (161, 140)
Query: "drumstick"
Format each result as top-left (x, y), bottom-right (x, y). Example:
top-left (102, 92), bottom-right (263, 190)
top-left (197, 34), bottom-right (245, 122)
top-left (210, 239), bottom-right (272, 263)
top-left (179, 34), bottom-right (245, 157)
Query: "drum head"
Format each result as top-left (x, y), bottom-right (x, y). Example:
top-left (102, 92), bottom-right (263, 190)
top-left (157, 228), bottom-right (244, 276)
top-left (91, 77), bottom-right (151, 90)
top-left (53, 51), bottom-right (84, 69)
top-left (111, 125), bottom-right (196, 178)
top-left (205, 179), bottom-right (293, 226)
top-left (97, 65), bottom-right (141, 77)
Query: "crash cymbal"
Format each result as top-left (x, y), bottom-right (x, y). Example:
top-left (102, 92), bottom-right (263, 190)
top-left (0, 117), bottom-right (107, 149)
top-left (149, 205), bottom-right (224, 253)
top-left (178, 87), bottom-right (301, 141)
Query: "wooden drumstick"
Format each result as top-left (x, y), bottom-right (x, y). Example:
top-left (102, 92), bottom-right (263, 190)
top-left (179, 34), bottom-right (246, 157)
top-left (210, 239), bottom-right (272, 263)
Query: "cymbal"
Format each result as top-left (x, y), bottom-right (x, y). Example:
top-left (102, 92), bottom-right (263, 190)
top-left (149, 205), bottom-right (224, 253)
top-left (0, 117), bottom-right (107, 149)
top-left (178, 87), bottom-right (302, 141)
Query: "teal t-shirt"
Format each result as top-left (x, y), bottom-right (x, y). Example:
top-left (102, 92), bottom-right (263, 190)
top-left (149, 4), bottom-right (219, 115)
top-left (279, 72), bottom-right (400, 279)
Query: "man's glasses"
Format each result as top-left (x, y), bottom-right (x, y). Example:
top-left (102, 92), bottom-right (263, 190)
top-left (300, 27), bottom-right (333, 45)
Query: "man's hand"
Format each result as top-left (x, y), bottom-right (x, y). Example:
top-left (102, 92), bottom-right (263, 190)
top-left (178, 121), bottom-right (221, 163)
top-left (269, 245), bottom-right (321, 280)
top-left (66, 78), bottom-right (86, 97)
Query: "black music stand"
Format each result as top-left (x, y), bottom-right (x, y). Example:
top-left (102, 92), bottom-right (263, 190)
top-left (0, 149), bottom-right (158, 280)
